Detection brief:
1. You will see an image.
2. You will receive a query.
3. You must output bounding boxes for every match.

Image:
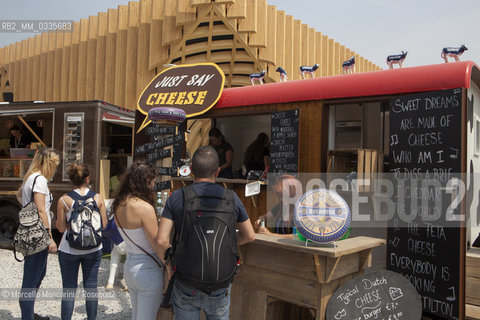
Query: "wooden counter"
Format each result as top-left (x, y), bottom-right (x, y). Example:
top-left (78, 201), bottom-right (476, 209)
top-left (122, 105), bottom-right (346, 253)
top-left (157, 235), bottom-right (385, 320)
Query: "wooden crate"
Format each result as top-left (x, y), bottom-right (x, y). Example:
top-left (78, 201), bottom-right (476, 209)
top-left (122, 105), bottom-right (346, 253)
top-left (327, 149), bottom-right (383, 192)
top-left (467, 251), bottom-right (480, 306)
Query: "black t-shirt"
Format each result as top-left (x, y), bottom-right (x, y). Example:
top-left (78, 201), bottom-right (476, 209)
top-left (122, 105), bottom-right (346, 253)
top-left (245, 147), bottom-right (269, 172)
top-left (162, 182), bottom-right (249, 237)
top-left (10, 134), bottom-right (31, 148)
top-left (214, 142), bottom-right (233, 178)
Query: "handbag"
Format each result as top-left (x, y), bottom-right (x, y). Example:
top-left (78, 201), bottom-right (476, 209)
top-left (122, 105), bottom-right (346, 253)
top-left (13, 175), bottom-right (51, 262)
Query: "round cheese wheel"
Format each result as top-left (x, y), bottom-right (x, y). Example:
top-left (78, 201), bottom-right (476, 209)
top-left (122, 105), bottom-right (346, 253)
top-left (294, 188), bottom-right (351, 243)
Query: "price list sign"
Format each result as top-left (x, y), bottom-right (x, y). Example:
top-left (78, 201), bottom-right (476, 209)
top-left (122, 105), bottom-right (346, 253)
top-left (134, 121), bottom-right (186, 180)
top-left (326, 270), bottom-right (422, 320)
top-left (387, 88), bottom-right (463, 319)
top-left (270, 109), bottom-right (299, 175)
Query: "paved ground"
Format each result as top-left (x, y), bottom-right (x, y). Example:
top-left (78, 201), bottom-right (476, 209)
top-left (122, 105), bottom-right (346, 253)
top-left (0, 249), bottom-right (132, 319)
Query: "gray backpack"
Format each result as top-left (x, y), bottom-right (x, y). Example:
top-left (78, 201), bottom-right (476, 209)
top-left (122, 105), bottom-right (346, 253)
top-left (14, 175), bottom-right (51, 261)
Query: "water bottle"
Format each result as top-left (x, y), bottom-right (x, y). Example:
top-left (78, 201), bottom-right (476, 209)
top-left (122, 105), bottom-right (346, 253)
top-left (156, 192), bottom-right (163, 217)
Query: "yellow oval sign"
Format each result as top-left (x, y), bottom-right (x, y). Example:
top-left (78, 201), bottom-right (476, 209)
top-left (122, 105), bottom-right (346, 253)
top-left (137, 63), bottom-right (225, 132)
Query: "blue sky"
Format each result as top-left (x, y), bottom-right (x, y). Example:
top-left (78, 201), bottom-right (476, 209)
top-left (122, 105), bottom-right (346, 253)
top-left (0, 0), bottom-right (478, 68)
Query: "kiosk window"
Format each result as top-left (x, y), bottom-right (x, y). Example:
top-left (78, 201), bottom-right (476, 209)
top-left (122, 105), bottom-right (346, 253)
top-left (0, 110), bottom-right (54, 180)
top-left (63, 113), bottom-right (84, 181)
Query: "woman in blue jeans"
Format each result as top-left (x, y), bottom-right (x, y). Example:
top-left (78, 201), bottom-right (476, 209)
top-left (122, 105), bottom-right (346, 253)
top-left (56, 163), bottom-right (107, 320)
top-left (17, 149), bottom-right (60, 320)
top-left (112, 161), bottom-right (164, 320)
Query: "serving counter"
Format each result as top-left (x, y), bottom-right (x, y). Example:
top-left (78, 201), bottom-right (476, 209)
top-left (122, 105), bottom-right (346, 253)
top-left (157, 234), bottom-right (385, 320)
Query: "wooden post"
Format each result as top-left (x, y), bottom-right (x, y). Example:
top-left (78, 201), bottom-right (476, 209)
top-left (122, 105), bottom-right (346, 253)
top-left (94, 12), bottom-right (108, 100)
top-left (25, 37), bottom-right (35, 101)
top-left (249, 0), bottom-right (267, 47)
top-left (99, 159), bottom-right (111, 199)
top-left (114, 5), bottom-right (128, 107)
top-left (53, 31), bottom-right (64, 101)
top-left (76, 19), bottom-right (88, 100)
top-left (86, 15), bottom-right (99, 100)
top-left (125, 1), bottom-right (139, 109)
top-left (104, 9), bottom-right (118, 103)
top-left (68, 22), bottom-right (80, 101)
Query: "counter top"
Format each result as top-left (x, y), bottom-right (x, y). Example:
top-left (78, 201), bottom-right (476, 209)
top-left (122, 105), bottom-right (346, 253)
top-left (172, 176), bottom-right (268, 185)
top-left (250, 234), bottom-right (385, 258)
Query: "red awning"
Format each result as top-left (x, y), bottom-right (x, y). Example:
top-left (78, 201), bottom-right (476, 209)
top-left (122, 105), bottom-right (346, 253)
top-left (215, 61), bottom-right (479, 109)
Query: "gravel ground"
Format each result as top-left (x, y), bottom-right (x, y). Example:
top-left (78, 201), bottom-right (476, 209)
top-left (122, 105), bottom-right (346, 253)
top-left (0, 249), bottom-right (132, 320)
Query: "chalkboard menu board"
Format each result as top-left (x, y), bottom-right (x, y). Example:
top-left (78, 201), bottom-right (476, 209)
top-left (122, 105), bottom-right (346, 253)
top-left (326, 269), bottom-right (422, 320)
top-left (387, 88), bottom-right (463, 319)
top-left (270, 109), bottom-right (299, 175)
top-left (172, 121), bottom-right (187, 171)
top-left (134, 120), bottom-right (186, 178)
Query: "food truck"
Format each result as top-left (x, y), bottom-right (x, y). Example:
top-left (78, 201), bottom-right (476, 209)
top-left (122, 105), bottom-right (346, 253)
top-left (0, 100), bottom-right (135, 247)
top-left (135, 61), bottom-right (480, 319)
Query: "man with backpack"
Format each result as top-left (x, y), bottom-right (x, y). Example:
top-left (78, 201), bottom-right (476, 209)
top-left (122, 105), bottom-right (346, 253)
top-left (156, 145), bottom-right (255, 319)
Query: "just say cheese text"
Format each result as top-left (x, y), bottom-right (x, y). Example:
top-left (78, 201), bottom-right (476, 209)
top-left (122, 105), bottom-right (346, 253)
top-left (145, 74), bottom-right (216, 106)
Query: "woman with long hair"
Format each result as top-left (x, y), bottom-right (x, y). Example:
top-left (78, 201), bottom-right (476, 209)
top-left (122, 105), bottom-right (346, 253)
top-left (56, 162), bottom-right (107, 320)
top-left (17, 148), bottom-right (60, 320)
top-left (208, 127), bottom-right (234, 179)
top-left (112, 161), bottom-right (164, 320)
top-left (243, 132), bottom-right (270, 173)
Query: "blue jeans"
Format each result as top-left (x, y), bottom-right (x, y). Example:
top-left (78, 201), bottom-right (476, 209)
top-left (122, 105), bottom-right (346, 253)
top-left (124, 253), bottom-right (164, 320)
top-left (19, 249), bottom-right (48, 320)
top-left (58, 250), bottom-right (102, 320)
top-left (172, 280), bottom-right (231, 320)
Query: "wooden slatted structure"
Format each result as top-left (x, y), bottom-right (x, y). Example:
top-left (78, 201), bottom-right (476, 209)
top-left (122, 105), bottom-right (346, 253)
top-left (0, 0), bottom-right (380, 106)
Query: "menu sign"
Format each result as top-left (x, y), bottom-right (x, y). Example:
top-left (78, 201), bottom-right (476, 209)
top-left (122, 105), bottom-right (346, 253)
top-left (134, 133), bottom-right (184, 155)
top-left (134, 118), bottom-right (186, 178)
top-left (270, 109), bottom-right (299, 174)
top-left (137, 63), bottom-right (225, 132)
top-left (326, 270), bottom-right (422, 320)
top-left (155, 180), bottom-right (172, 191)
top-left (145, 124), bottom-right (176, 136)
top-left (145, 149), bottom-right (171, 162)
top-left (387, 88), bottom-right (463, 319)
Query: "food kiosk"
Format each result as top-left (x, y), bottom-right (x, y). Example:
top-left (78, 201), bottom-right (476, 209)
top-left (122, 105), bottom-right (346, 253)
top-left (135, 61), bottom-right (480, 319)
top-left (0, 100), bottom-right (135, 247)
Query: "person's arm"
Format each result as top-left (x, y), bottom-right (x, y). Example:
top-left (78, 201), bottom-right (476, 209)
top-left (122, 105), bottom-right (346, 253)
top-left (155, 217), bottom-right (173, 265)
top-left (95, 194), bottom-right (108, 229)
top-left (140, 203), bottom-right (164, 261)
top-left (220, 149), bottom-right (233, 171)
top-left (56, 195), bottom-right (68, 233)
top-left (257, 226), bottom-right (293, 239)
top-left (237, 219), bottom-right (255, 245)
top-left (255, 209), bottom-right (293, 239)
top-left (263, 155), bottom-right (270, 171)
top-left (34, 192), bottom-right (57, 253)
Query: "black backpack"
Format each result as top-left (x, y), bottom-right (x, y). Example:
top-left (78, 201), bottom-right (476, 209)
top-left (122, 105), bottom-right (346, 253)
top-left (66, 190), bottom-right (103, 250)
top-left (173, 185), bottom-right (240, 293)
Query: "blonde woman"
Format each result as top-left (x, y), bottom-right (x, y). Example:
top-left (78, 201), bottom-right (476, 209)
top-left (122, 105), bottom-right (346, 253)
top-left (16, 148), bottom-right (60, 320)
